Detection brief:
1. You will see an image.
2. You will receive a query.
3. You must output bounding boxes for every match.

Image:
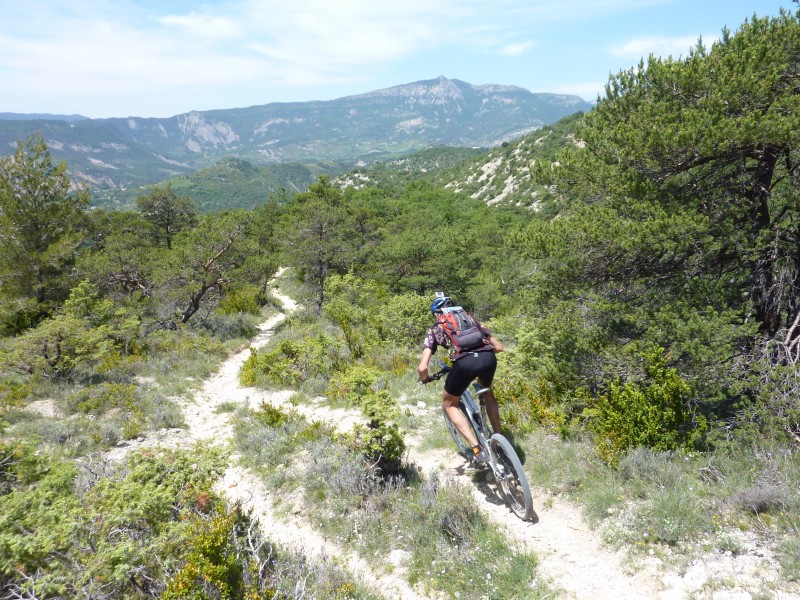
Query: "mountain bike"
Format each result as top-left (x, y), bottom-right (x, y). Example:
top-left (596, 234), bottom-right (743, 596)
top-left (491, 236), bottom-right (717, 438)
top-left (427, 361), bottom-right (536, 522)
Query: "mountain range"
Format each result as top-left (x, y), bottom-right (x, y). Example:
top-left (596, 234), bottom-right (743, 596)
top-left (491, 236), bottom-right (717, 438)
top-left (0, 76), bottom-right (592, 204)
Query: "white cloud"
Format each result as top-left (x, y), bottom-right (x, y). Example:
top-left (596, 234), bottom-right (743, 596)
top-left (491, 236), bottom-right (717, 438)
top-left (238, 0), bottom-right (449, 69)
top-left (610, 34), bottom-right (716, 60)
top-left (499, 42), bottom-right (533, 57)
top-left (157, 13), bottom-right (241, 40)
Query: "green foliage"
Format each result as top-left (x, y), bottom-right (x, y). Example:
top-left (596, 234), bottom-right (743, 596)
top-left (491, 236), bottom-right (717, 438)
top-left (327, 364), bottom-right (386, 405)
top-left (65, 381), bottom-right (138, 416)
top-left (492, 354), bottom-right (562, 433)
top-left (161, 510), bottom-right (246, 600)
top-left (323, 273), bottom-right (386, 357)
top-left (0, 380), bottom-right (29, 430)
top-left (0, 312), bottom-right (116, 380)
top-left (553, 11), bottom-right (800, 341)
top-left (252, 401), bottom-right (289, 428)
top-left (219, 284), bottom-right (262, 315)
top-left (372, 292), bottom-right (431, 347)
top-left (585, 347), bottom-right (705, 464)
top-left (136, 183), bottom-right (198, 249)
top-left (0, 446), bottom-right (229, 597)
top-left (0, 281), bottom-right (140, 381)
top-left (240, 334), bottom-right (341, 389)
top-left (0, 134), bottom-right (90, 334)
top-left (345, 390), bottom-right (406, 471)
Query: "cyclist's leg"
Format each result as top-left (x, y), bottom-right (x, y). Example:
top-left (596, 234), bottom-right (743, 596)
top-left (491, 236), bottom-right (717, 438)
top-left (481, 389), bottom-right (501, 434)
top-left (442, 391), bottom-right (479, 447)
top-left (443, 361), bottom-right (480, 448)
top-left (476, 353), bottom-right (501, 434)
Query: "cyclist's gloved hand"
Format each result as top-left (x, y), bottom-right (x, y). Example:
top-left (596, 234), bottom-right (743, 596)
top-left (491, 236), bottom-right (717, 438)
top-left (419, 376), bottom-right (431, 385)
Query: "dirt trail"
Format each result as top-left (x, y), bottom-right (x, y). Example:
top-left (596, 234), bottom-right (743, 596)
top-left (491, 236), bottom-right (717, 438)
top-left (108, 287), bottom-right (424, 600)
top-left (405, 437), bottom-right (663, 600)
top-left (107, 284), bottom-right (799, 600)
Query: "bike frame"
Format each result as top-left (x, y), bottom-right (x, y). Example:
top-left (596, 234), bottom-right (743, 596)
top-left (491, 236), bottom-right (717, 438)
top-left (458, 384), bottom-right (493, 457)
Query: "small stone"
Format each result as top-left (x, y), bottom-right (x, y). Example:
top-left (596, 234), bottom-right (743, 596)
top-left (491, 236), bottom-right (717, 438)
top-left (388, 549), bottom-right (410, 567)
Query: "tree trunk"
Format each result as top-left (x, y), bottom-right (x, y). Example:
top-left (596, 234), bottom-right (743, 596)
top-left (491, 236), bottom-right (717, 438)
top-left (748, 146), bottom-right (781, 339)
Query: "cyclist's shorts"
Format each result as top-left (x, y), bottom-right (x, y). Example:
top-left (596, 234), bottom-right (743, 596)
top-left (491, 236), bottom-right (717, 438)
top-left (444, 351), bottom-right (497, 397)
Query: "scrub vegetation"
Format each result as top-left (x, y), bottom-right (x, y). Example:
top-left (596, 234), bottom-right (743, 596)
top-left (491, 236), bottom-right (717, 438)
top-left (2, 9), bottom-right (800, 597)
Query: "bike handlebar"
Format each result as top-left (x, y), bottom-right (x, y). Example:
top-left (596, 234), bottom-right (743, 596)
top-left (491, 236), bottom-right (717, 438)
top-left (424, 360), bottom-right (450, 383)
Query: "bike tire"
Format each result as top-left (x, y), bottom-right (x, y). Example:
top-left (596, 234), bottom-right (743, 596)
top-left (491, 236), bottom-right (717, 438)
top-left (489, 434), bottom-right (536, 521)
top-left (442, 404), bottom-right (473, 460)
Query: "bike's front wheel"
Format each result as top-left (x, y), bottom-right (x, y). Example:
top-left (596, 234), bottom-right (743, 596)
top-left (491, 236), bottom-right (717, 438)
top-left (489, 434), bottom-right (536, 522)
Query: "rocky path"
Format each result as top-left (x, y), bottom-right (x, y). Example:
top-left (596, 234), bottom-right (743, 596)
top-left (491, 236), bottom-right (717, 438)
top-left (405, 438), bottom-right (663, 599)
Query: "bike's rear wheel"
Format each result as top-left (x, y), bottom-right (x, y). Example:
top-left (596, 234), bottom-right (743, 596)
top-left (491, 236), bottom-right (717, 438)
top-left (442, 404), bottom-right (473, 460)
top-left (489, 434), bottom-right (536, 521)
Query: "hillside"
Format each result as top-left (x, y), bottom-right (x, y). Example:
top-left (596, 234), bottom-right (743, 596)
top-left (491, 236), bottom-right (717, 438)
top-left (98, 157), bottom-right (347, 212)
top-left (0, 76), bottom-right (592, 206)
top-left (336, 112), bottom-right (585, 214)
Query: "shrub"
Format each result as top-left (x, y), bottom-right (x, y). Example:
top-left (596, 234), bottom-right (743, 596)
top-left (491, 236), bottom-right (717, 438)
top-left (161, 510), bottom-right (246, 599)
top-left (65, 382), bottom-right (138, 415)
top-left (585, 346), bottom-right (705, 464)
top-left (493, 353), bottom-right (562, 433)
top-left (731, 485), bottom-right (790, 516)
top-left (0, 314), bottom-right (116, 380)
top-left (196, 312), bottom-right (258, 341)
top-left (240, 335), bottom-right (340, 389)
top-left (345, 391), bottom-right (405, 474)
top-left (371, 292), bottom-right (431, 346)
top-left (252, 401), bottom-right (289, 427)
top-left (327, 365), bottom-right (386, 405)
top-left (0, 380), bottom-right (29, 431)
top-left (218, 284), bottom-right (262, 315)
top-left (0, 446), bottom-right (229, 598)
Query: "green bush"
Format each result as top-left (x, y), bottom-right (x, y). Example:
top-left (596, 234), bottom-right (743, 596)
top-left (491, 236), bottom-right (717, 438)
top-left (585, 347), bottom-right (705, 464)
top-left (240, 335), bottom-right (340, 389)
top-left (327, 365), bottom-right (386, 405)
top-left (218, 284), bottom-right (262, 315)
top-left (345, 391), bottom-right (405, 473)
top-left (0, 313), bottom-right (117, 380)
top-left (252, 400), bottom-right (289, 427)
top-left (371, 292), bottom-right (431, 347)
top-left (493, 353), bottom-right (563, 433)
top-left (65, 382), bottom-right (139, 415)
top-left (0, 446), bottom-right (228, 598)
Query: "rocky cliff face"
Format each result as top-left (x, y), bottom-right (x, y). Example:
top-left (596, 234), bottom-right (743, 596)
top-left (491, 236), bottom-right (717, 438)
top-left (0, 76), bottom-right (593, 193)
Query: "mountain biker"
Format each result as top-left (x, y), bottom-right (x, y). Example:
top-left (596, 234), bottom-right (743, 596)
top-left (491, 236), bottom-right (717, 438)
top-left (418, 294), bottom-right (504, 465)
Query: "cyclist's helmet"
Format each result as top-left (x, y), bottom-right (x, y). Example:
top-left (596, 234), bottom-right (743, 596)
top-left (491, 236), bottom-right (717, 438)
top-left (430, 292), bottom-right (454, 315)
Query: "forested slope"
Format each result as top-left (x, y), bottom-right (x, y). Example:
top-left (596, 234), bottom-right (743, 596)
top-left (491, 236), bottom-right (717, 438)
top-left (1, 9), bottom-right (800, 599)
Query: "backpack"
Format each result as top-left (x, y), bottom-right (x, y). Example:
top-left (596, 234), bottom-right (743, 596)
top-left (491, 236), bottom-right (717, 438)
top-left (436, 306), bottom-right (488, 354)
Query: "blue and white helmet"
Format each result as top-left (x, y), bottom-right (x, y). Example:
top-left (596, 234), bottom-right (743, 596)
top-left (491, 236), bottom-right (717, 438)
top-left (430, 292), bottom-right (453, 314)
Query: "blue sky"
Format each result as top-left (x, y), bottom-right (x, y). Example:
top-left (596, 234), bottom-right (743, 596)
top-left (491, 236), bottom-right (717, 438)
top-left (0, 0), bottom-right (788, 119)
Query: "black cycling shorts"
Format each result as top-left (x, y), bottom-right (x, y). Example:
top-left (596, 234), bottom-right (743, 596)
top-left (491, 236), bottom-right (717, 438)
top-left (444, 351), bottom-right (497, 397)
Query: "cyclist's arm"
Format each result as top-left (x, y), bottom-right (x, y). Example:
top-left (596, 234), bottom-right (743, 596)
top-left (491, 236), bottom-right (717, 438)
top-left (418, 347), bottom-right (433, 382)
top-left (487, 335), bottom-right (504, 353)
